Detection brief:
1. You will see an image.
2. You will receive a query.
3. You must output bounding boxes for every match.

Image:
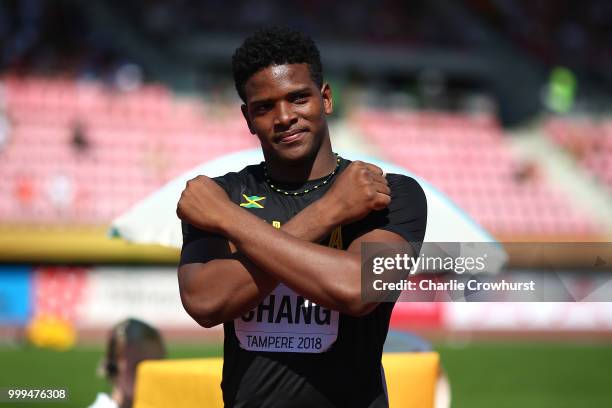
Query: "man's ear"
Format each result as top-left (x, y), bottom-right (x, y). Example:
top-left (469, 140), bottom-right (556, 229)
top-left (321, 83), bottom-right (333, 115)
top-left (241, 104), bottom-right (256, 135)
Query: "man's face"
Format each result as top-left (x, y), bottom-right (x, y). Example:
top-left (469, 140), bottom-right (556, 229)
top-left (241, 63), bottom-right (332, 163)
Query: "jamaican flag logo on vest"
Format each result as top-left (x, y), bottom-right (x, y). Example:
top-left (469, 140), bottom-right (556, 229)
top-left (240, 194), bottom-right (266, 209)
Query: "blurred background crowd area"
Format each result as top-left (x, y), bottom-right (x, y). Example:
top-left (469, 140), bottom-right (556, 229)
top-left (1, 0), bottom-right (612, 241)
top-left (2, 0), bottom-right (612, 88)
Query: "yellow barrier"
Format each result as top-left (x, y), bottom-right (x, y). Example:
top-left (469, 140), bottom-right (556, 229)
top-left (383, 353), bottom-right (439, 408)
top-left (0, 227), bottom-right (179, 263)
top-left (134, 352), bottom-right (439, 408)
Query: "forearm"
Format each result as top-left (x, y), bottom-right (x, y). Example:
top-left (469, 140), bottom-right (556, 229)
top-left (220, 204), bottom-right (364, 315)
top-left (178, 161), bottom-right (392, 324)
top-left (179, 199), bottom-right (340, 327)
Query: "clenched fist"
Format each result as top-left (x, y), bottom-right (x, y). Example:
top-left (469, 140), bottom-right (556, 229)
top-left (176, 175), bottom-right (233, 233)
top-left (321, 161), bottom-right (391, 225)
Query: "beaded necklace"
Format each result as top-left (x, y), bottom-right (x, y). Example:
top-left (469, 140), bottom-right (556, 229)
top-left (263, 154), bottom-right (341, 196)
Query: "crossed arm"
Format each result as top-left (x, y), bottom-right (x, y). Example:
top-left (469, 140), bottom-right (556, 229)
top-left (177, 162), bottom-right (407, 327)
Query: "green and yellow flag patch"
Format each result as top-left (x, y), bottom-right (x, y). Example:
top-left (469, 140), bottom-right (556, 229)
top-left (240, 194), bottom-right (266, 209)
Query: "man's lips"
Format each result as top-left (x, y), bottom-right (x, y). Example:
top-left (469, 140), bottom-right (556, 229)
top-left (276, 129), bottom-right (308, 143)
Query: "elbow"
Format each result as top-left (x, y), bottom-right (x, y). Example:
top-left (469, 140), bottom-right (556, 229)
top-left (187, 304), bottom-right (223, 329)
top-left (198, 318), bottom-right (221, 329)
top-left (180, 292), bottom-right (223, 328)
top-left (337, 286), bottom-right (377, 317)
top-left (178, 264), bottom-right (227, 328)
top-left (350, 302), bottom-right (378, 317)
top-left (336, 256), bottom-right (376, 317)
top-left (195, 312), bottom-right (222, 329)
top-left (342, 295), bottom-right (377, 317)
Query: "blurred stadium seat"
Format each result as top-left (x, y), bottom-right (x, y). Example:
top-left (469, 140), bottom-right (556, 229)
top-left (546, 117), bottom-right (612, 191)
top-left (0, 77), bottom-right (258, 225)
top-left (354, 109), bottom-right (601, 239)
top-left (1, 78), bottom-right (607, 242)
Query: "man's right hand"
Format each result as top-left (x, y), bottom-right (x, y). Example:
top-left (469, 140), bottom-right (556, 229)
top-left (320, 161), bottom-right (391, 226)
top-left (177, 175), bottom-right (234, 234)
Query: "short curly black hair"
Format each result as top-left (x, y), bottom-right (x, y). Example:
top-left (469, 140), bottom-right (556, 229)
top-left (232, 26), bottom-right (323, 103)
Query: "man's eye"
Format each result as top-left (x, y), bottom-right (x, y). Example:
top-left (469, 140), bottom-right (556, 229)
top-left (254, 104), bottom-right (271, 114)
top-left (292, 95), bottom-right (309, 104)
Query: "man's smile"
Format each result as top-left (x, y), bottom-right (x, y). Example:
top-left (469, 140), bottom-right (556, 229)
top-left (276, 128), bottom-right (309, 143)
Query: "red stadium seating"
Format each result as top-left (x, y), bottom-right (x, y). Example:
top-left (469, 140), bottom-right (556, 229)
top-left (545, 118), bottom-right (612, 190)
top-left (354, 110), bottom-right (599, 238)
top-left (0, 78), bottom-right (603, 240)
top-left (0, 77), bottom-right (258, 225)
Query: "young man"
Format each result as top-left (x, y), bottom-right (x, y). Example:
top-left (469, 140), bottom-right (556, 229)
top-left (177, 27), bottom-right (427, 407)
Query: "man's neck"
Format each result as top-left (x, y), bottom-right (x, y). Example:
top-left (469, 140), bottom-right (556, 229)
top-left (265, 140), bottom-right (336, 184)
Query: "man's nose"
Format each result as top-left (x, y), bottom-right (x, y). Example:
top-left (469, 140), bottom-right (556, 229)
top-left (274, 101), bottom-right (297, 128)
